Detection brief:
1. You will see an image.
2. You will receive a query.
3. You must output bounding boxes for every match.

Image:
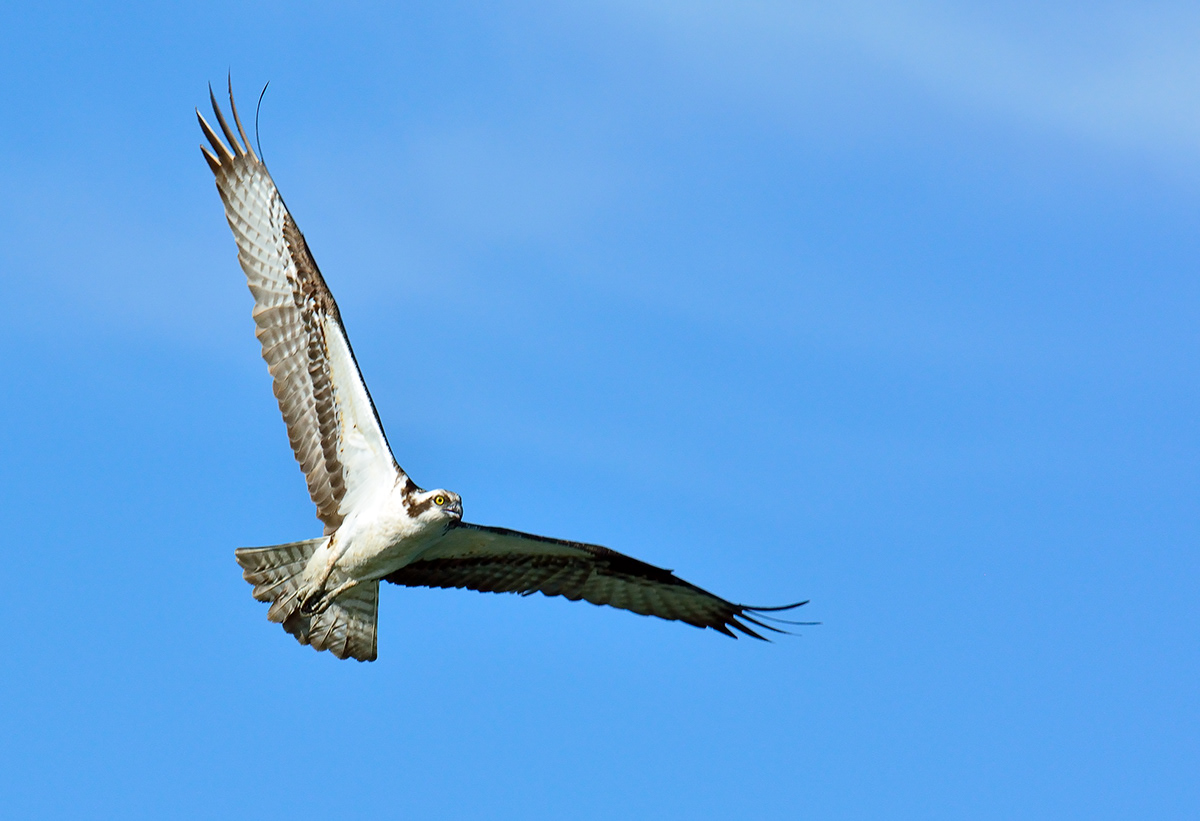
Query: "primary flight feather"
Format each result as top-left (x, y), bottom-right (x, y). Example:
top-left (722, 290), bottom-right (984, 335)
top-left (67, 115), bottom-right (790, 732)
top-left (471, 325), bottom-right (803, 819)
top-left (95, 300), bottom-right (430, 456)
top-left (199, 81), bottom-right (809, 661)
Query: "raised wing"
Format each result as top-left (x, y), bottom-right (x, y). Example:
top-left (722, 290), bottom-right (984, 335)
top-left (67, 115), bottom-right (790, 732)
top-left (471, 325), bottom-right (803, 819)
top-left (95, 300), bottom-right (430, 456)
top-left (199, 82), bottom-right (403, 533)
top-left (386, 523), bottom-right (810, 638)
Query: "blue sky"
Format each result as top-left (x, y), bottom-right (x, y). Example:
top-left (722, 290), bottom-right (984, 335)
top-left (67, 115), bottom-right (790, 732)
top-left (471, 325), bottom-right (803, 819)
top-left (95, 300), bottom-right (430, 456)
top-left (2, 2), bottom-right (1197, 818)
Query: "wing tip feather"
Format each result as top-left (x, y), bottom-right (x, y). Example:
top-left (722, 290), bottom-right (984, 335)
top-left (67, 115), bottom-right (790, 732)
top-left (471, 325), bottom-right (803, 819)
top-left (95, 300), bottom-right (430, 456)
top-left (208, 82), bottom-right (245, 158)
top-left (743, 599), bottom-right (810, 612)
top-left (719, 600), bottom-right (820, 641)
top-left (227, 74), bottom-right (258, 161)
top-left (199, 79), bottom-right (262, 170)
top-left (197, 109), bottom-right (234, 164)
top-left (200, 144), bottom-right (221, 174)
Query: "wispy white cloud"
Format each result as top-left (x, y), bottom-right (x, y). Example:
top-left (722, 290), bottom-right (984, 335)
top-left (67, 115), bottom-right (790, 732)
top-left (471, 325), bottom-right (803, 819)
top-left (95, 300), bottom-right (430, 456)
top-left (601, 1), bottom-right (1200, 161)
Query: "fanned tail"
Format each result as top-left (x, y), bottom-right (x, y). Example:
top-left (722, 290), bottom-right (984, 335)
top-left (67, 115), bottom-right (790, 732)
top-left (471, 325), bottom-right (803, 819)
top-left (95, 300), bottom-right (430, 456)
top-left (234, 538), bottom-right (379, 662)
top-left (287, 582), bottom-right (379, 662)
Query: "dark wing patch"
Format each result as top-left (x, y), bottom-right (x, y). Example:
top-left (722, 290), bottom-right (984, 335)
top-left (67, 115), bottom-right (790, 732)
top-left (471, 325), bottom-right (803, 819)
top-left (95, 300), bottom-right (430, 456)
top-left (385, 523), bottom-right (809, 639)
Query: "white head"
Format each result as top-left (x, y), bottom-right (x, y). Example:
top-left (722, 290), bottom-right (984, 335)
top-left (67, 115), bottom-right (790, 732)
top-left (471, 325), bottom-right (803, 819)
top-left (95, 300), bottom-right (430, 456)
top-left (408, 487), bottom-right (463, 525)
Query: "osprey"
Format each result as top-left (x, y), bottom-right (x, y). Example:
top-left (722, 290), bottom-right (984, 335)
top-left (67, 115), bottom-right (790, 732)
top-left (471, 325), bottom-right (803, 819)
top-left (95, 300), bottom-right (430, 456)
top-left (199, 82), bottom-right (809, 661)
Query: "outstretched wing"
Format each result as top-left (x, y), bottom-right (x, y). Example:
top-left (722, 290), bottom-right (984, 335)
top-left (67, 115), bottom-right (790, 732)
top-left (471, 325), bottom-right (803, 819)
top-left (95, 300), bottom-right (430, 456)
top-left (386, 523), bottom-right (809, 638)
top-left (199, 82), bottom-right (404, 533)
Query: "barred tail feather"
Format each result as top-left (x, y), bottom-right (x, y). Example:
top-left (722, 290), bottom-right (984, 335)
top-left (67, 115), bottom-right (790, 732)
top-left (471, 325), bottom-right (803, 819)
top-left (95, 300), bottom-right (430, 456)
top-left (235, 537), bottom-right (325, 618)
top-left (234, 538), bottom-right (380, 662)
top-left (284, 582), bottom-right (379, 662)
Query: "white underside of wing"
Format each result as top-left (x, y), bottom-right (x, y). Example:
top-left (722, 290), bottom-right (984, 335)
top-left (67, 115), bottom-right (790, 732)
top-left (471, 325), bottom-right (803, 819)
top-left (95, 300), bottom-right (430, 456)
top-left (322, 314), bottom-right (401, 517)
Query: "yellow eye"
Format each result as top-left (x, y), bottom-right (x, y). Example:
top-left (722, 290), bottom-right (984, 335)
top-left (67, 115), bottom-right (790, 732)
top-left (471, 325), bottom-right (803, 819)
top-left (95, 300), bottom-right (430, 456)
top-left (434, 495), bottom-right (446, 506)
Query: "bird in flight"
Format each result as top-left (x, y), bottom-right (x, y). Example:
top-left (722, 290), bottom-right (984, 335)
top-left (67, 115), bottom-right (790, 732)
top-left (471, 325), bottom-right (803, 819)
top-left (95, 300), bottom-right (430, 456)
top-left (198, 81), bottom-right (810, 661)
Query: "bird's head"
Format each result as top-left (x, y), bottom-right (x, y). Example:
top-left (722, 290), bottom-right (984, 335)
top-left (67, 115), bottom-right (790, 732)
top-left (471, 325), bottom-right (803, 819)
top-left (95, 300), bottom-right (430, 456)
top-left (411, 487), bottom-right (463, 524)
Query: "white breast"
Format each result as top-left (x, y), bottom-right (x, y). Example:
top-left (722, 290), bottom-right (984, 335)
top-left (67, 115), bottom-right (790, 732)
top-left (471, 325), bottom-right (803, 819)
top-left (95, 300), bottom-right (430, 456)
top-left (333, 484), bottom-right (439, 580)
